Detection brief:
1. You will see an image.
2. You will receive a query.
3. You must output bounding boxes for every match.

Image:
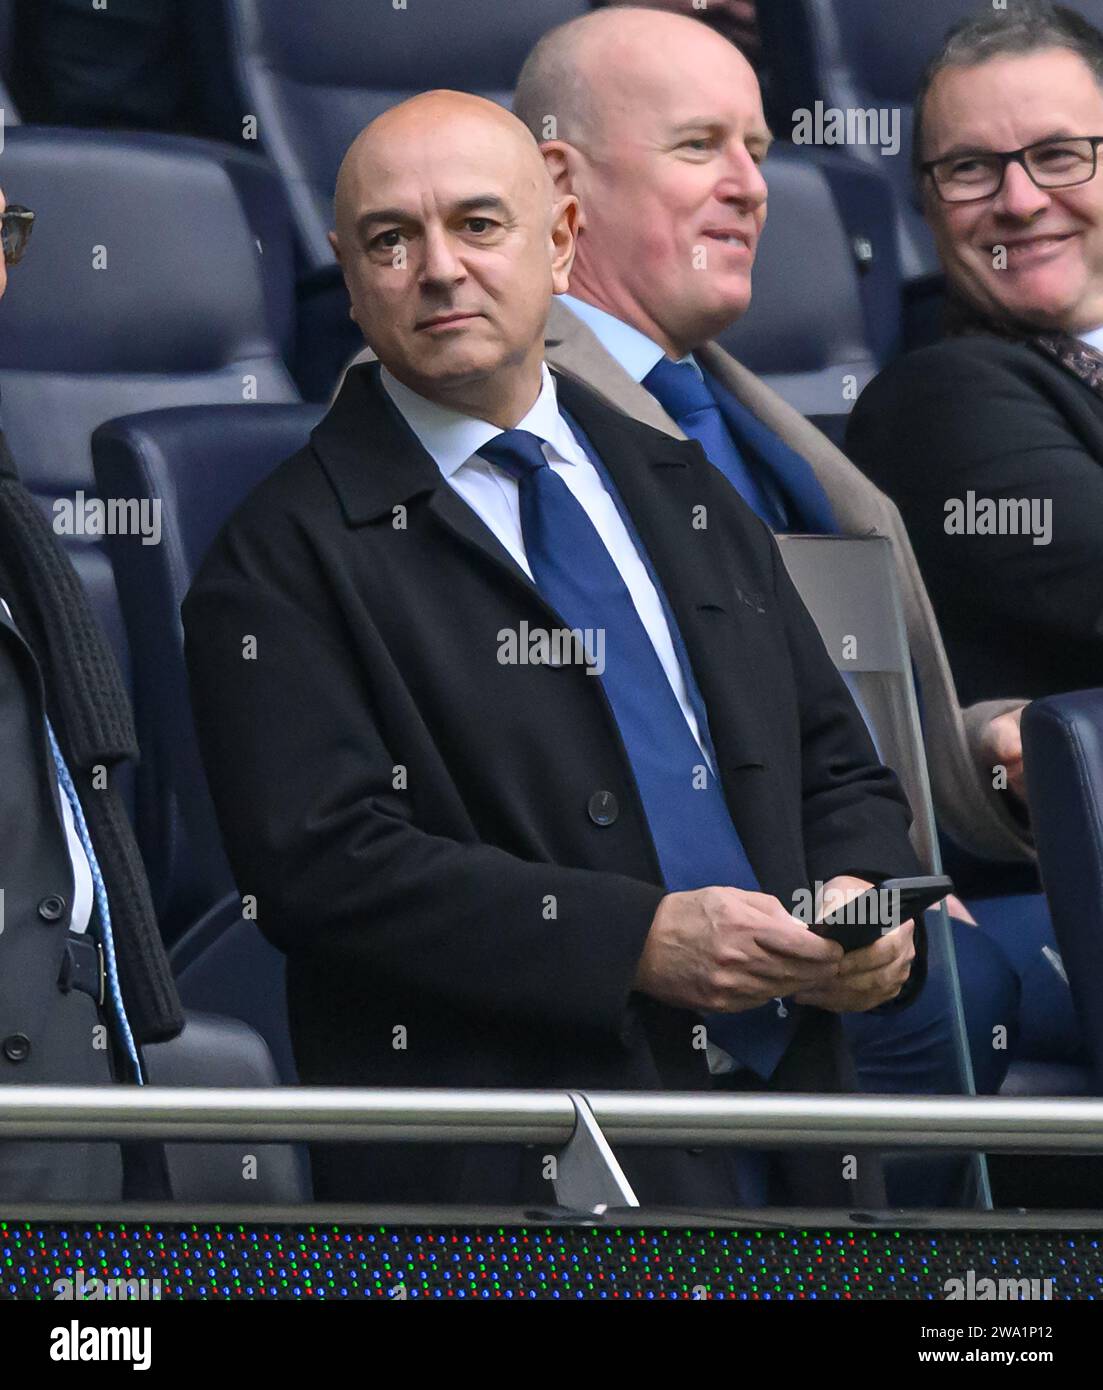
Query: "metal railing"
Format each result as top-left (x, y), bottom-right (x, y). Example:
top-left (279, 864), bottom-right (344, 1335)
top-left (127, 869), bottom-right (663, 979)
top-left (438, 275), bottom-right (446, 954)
top-left (3, 1088), bottom-right (1103, 1210)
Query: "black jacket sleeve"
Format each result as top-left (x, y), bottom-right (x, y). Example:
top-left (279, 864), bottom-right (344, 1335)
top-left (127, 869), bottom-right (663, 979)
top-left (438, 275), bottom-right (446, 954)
top-left (846, 339), bottom-right (1103, 652)
top-left (182, 514), bottom-right (664, 1044)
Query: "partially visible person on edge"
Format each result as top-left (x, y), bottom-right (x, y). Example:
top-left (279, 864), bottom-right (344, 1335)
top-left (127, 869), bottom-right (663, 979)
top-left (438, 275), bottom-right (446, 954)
top-left (847, 1), bottom-right (1103, 707)
top-left (846, 0), bottom-right (1100, 1079)
top-left (0, 187), bottom-right (185, 1201)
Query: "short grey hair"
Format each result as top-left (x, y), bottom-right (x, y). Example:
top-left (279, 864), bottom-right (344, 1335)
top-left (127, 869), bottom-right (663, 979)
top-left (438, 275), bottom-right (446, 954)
top-left (913, 1), bottom-right (1103, 177)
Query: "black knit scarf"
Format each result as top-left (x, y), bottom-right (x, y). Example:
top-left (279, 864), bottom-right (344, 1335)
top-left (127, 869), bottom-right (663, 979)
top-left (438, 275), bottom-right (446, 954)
top-left (0, 429), bottom-right (183, 1044)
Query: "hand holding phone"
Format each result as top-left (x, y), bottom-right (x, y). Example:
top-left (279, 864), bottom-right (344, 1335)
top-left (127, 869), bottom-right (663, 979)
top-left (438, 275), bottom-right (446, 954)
top-left (811, 875), bottom-right (953, 953)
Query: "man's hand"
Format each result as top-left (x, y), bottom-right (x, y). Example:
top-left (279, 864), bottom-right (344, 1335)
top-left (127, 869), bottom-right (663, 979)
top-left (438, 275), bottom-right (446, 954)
top-left (980, 704), bottom-right (1026, 799)
top-left (791, 874), bottom-right (917, 1013)
top-left (791, 920), bottom-right (916, 1012)
top-left (634, 886), bottom-right (843, 1013)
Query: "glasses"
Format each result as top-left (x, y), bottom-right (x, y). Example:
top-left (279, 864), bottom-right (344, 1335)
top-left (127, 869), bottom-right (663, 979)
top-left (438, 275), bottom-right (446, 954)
top-left (1, 205), bottom-right (35, 265)
top-left (921, 136), bottom-right (1103, 204)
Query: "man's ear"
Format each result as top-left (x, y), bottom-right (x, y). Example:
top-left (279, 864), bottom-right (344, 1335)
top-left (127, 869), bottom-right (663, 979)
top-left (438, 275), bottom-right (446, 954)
top-left (540, 141), bottom-right (576, 196)
top-left (328, 229), bottom-right (343, 266)
top-left (550, 194), bottom-right (580, 296)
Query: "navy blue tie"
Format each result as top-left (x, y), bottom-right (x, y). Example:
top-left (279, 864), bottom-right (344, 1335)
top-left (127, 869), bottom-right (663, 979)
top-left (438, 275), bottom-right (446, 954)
top-left (478, 429), bottom-right (797, 1077)
top-left (644, 357), bottom-right (782, 527)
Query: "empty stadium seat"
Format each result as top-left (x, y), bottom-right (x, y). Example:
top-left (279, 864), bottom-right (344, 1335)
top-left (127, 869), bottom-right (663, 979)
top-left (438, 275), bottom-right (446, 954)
top-left (93, 403), bottom-right (323, 948)
top-left (0, 126), bottom-right (301, 912)
top-left (142, 1009), bottom-right (309, 1201)
top-left (221, 0), bottom-right (590, 270)
top-left (1023, 691), bottom-right (1103, 1093)
top-left (718, 143), bottom-right (901, 416)
top-left (759, 0), bottom-right (1102, 287)
top-left (169, 895), bottom-right (299, 1087)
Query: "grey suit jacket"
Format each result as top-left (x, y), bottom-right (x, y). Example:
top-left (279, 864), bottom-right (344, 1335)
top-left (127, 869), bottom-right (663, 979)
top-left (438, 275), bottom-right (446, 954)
top-left (345, 297), bottom-right (1032, 864)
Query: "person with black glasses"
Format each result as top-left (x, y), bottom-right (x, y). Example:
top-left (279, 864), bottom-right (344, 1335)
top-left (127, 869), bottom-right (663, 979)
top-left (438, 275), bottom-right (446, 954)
top-left (847, 2), bottom-right (1103, 710)
top-left (0, 188), bottom-right (183, 1201)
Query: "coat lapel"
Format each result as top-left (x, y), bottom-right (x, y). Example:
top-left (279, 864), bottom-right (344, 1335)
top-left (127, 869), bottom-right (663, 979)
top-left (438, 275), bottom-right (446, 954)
top-left (544, 298), bottom-right (684, 438)
top-left (315, 356), bottom-right (773, 799)
top-left (554, 372), bottom-right (773, 779)
top-left (311, 361), bottom-right (540, 599)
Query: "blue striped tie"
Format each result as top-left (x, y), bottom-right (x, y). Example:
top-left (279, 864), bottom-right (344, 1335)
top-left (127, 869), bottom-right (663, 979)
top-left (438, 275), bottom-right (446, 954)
top-left (479, 429), bottom-right (797, 1077)
top-left (45, 718), bottom-right (143, 1084)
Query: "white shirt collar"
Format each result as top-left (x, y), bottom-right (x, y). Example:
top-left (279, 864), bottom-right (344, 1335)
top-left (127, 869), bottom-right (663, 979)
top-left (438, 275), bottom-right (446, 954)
top-left (558, 293), bottom-right (703, 382)
top-left (1079, 324), bottom-right (1103, 354)
top-left (379, 361), bottom-right (583, 478)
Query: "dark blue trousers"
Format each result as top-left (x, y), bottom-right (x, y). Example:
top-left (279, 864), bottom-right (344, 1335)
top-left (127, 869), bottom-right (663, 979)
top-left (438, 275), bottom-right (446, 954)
top-left (843, 917), bottom-right (1021, 1207)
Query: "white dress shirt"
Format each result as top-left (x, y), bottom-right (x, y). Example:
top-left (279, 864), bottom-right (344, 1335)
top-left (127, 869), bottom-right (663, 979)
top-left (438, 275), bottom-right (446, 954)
top-left (1079, 324), bottom-right (1103, 354)
top-left (558, 292), bottom-right (705, 382)
top-left (0, 596), bottom-right (93, 934)
top-left (379, 362), bottom-right (708, 756)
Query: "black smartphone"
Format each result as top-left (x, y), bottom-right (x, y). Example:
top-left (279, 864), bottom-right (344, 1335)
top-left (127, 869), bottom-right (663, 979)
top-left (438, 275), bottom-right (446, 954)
top-left (810, 874), bottom-right (954, 953)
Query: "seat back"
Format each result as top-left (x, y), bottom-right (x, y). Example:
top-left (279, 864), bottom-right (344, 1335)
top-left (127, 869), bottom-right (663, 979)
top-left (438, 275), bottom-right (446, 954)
top-left (777, 534), bottom-right (935, 866)
top-left (0, 128), bottom-right (299, 675)
top-left (93, 403), bottom-right (324, 935)
top-left (0, 126), bottom-right (300, 875)
top-left (775, 534), bottom-right (979, 1103)
top-left (222, 0), bottom-right (590, 268)
top-left (142, 1009), bottom-right (309, 1201)
top-left (1022, 691), bottom-right (1103, 1092)
top-left (718, 144), bottom-right (901, 416)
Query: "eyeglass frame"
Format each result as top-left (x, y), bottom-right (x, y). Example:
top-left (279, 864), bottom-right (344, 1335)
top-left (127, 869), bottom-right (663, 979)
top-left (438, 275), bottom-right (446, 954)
top-left (1, 205), bottom-right (35, 265)
top-left (919, 135), bottom-right (1103, 204)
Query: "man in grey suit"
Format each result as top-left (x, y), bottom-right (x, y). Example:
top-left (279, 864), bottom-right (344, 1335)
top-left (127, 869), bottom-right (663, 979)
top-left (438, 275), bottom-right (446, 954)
top-left (510, 6), bottom-right (1030, 872)
top-left (504, 5), bottom-right (1049, 1119)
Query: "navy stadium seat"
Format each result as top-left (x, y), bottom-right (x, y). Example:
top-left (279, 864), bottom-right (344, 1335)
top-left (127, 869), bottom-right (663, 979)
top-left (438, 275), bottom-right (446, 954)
top-left (758, 0), bottom-right (1102, 287)
top-left (0, 128), bottom-right (299, 671)
top-left (1022, 691), bottom-right (1103, 1094)
top-left (95, 403), bottom-right (323, 1079)
top-left (718, 143), bottom-right (901, 416)
top-left (221, 0), bottom-right (590, 270)
top-left (0, 126), bottom-right (300, 911)
top-left (93, 402), bottom-right (322, 979)
top-left (142, 1009), bottom-right (310, 1200)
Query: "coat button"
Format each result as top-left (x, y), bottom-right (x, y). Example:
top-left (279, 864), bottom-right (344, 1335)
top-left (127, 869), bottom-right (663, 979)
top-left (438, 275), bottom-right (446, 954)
top-left (3, 1034), bottom-right (30, 1063)
top-left (38, 895), bottom-right (67, 923)
top-left (587, 791), bottom-right (619, 826)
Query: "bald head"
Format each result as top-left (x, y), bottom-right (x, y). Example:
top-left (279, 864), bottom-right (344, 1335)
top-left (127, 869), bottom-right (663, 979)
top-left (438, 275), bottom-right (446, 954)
top-left (329, 89), bottom-right (578, 423)
top-left (335, 91), bottom-right (555, 240)
top-left (513, 6), bottom-right (770, 360)
top-left (514, 6), bottom-right (756, 153)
